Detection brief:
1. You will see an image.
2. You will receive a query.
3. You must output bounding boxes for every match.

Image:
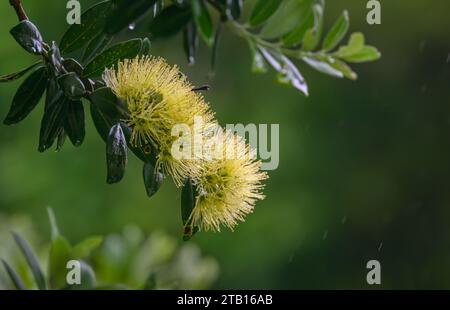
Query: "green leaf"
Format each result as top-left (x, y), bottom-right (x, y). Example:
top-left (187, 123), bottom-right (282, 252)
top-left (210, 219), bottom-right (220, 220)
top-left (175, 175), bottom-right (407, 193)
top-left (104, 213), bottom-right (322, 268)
top-left (249, 42), bottom-right (268, 74)
top-left (64, 100), bottom-right (85, 146)
top-left (340, 46), bottom-right (381, 63)
top-left (0, 61), bottom-right (42, 83)
top-left (3, 66), bottom-right (47, 125)
top-left (259, 47), bottom-right (308, 96)
top-left (47, 207), bottom-right (60, 240)
top-left (72, 236), bottom-right (103, 258)
top-left (48, 236), bottom-right (72, 289)
top-left (62, 58), bottom-right (84, 76)
top-left (333, 32), bottom-right (381, 63)
top-left (39, 90), bottom-right (68, 152)
top-left (302, 3), bottom-right (324, 51)
top-left (322, 10), bottom-right (349, 52)
top-left (333, 32), bottom-right (364, 58)
top-left (57, 72), bottom-right (86, 100)
top-left (105, 0), bottom-right (157, 35)
top-left (56, 128), bottom-right (67, 151)
top-left (181, 179), bottom-right (198, 240)
top-left (143, 162), bottom-right (164, 198)
top-left (60, 0), bottom-right (112, 54)
top-left (249, 0), bottom-right (282, 26)
top-left (191, 0), bottom-right (214, 47)
top-left (260, 0), bottom-right (313, 39)
top-left (12, 232), bottom-right (46, 290)
top-left (10, 20), bottom-right (44, 55)
top-left (82, 33), bottom-right (114, 64)
top-left (106, 123), bottom-right (128, 184)
top-left (140, 37), bottom-right (152, 56)
top-left (1, 259), bottom-right (26, 290)
top-left (303, 55), bottom-right (357, 80)
top-left (183, 22), bottom-right (199, 65)
top-left (143, 272), bottom-right (157, 290)
top-left (149, 5), bottom-right (192, 38)
top-left (281, 10), bottom-right (314, 46)
top-left (83, 39), bottom-right (142, 77)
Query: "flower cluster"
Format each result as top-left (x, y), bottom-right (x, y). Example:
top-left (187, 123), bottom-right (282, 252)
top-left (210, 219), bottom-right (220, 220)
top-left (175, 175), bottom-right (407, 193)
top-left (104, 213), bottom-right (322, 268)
top-left (103, 56), bottom-right (267, 232)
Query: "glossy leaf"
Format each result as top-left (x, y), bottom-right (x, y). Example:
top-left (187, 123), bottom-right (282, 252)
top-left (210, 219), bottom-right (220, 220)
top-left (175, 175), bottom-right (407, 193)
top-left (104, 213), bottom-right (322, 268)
top-left (149, 5), bottom-right (192, 38)
top-left (64, 100), bottom-right (85, 146)
top-left (181, 179), bottom-right (198, 240)
top-left (183, 22), bottom-right (199, 65)
top-left (106, 123), bottom-right (128, 184)
top-left (143, 162), bottom-right (164, 198)
top-left (62, 58), bottom-right (84, 76)
top-left (322, 10), bottom-right (349, 52)
top-left (83, 39), bottom-right (142, 77)
top-left (105, 0), bottom-right (156, 35)
top-left (0, 62), bottom-right (42, 83)
top-left (57, 72), bottom-right (86, 100)
top-left (82, 33), bottom-right (113, 64)
top-left (12, 232), bottom-right (47, 290)
top-left (10, 20), bottom-right (44, 55)
top-left (3, 67), bottom-right (47, 125)
top-left (1, 259), bottom-right (26, 290)
top-left (303, 55), bottom-right (357, 80)
top-left (191, 0), bottom-right (214, 47)
top-left (39, 91), bottom-right (68, 152)
top-left (249, 0), bottom-right (282, 26)
top-left (60, 0), bottom-right (112, 54)
top-left (333, 32), bottom-right (381, 63)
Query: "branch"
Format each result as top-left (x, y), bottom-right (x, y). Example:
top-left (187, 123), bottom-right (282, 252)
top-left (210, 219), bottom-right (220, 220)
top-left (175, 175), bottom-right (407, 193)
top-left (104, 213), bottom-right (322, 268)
top-left (9, 0), bottom-right (28, 21)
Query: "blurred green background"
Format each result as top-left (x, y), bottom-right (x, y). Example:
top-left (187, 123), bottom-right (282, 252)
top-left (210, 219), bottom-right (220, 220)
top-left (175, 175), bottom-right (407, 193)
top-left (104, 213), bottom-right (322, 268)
top-left (1, 0), bottom-right (450, 289)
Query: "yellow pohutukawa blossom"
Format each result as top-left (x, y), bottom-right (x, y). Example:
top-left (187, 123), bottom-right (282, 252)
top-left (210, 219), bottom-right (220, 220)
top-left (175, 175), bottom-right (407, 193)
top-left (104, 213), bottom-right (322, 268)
top-left (190, 129), bottom-right (268, 232)
top-left (103, 56), bottom-right (214, 186)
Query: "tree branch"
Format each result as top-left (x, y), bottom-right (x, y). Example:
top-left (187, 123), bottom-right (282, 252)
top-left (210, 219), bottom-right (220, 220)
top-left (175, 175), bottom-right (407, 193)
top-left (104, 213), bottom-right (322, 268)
top-left (9, 0), bottom-right (28, 21)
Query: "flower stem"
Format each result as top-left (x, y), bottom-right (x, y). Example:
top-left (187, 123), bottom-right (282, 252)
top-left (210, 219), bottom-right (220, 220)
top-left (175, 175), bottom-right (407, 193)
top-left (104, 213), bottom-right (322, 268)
top-left (9, 0), bottom-right (28, 21)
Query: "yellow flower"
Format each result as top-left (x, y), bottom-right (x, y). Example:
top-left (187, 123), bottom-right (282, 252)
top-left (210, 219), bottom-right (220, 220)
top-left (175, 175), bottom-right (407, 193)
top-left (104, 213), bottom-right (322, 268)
top-left (189, 129), bottom-right (268, 232)
top-left (103, 56), bottom-right (214, 186)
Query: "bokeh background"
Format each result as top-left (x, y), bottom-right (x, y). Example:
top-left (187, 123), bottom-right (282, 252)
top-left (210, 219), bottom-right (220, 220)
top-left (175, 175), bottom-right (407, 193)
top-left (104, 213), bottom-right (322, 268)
top-left (1, 0), bottom-right (450, 289)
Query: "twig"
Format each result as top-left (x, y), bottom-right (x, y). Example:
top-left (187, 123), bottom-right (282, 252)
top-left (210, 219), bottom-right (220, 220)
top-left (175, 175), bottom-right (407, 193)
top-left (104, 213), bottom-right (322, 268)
top-left (9, 0), bottom-right (28, 21)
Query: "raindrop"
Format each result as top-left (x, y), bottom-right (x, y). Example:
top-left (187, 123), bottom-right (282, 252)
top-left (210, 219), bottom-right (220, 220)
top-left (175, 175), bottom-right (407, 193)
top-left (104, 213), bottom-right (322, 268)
top-left (128, 23), bottom-right (136, 30)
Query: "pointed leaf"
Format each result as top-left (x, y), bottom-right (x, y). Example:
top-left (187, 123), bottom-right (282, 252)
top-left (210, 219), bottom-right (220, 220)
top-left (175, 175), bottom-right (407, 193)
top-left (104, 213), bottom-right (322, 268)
top-left (39, 90), bottom-right (68, 152)
top-left (60, 0), bottom-right (112, 54)
top-left (82, 33), bottom-right (114, 64)
top-left (12, 232), bottom-right (46, 290)
top-left (249, 0), bottom-right (282, 26)
top-left (149, 5), bottom-right (192, 38)
top-left (3, 67), bottom-right (47, 125)
top-left (83, 39), bottom-right (142, 77)
top-left (106, 123), bottom-right (128, 184)
top-left (105, 0), bottom-right (156, 35)
top-left (48, 236), bottom-right (72, 289)
top-left (143, 162), bottom-right (164, 198)
top-left (191, 0), bottom-right (214, 47)
top-left (64, 100), bottom-right (85, 146)
top-left (10, 20), bottom-right (44, 55)
top-left (322, 10), bottom-right (349, 52)
top-left (1, 259), bottom-right (26, 290)
top-left (0, 62), bottom-right (42, 83)
top-left (72, 236), bottom-right (103, 259)
top-left (47, 207), bottom-right (60, 241)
